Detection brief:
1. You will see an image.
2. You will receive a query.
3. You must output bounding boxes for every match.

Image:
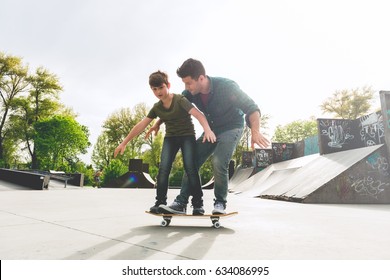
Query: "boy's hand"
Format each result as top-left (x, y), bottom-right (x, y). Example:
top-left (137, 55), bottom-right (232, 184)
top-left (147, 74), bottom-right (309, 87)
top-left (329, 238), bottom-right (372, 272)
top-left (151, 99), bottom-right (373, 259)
top-left (114, 144), bottom-right (126, 158)
top-left (145, 123), bottom-right (160, 139)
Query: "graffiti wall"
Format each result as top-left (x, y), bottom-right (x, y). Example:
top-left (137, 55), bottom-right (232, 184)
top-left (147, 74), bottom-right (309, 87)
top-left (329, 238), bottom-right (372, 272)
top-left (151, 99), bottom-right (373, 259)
top-left (358, 111), bottom-right (385, 146)
top-left (305, 145), bottom-right (390, 203)
top-left (318, 111), bottom-right (385, 155)
top-left (293, 135), bottom-right (319, 158)
top-left (272, 143), bottom-right (294, 163)
top-left (254, 149), bottom-right (273, 168)
top-left (241, 151), bottom-right (254, 168)
top-left (318, 118), bottom-right (357, 154)
top-left (380, 91), bottom-right (390, 159)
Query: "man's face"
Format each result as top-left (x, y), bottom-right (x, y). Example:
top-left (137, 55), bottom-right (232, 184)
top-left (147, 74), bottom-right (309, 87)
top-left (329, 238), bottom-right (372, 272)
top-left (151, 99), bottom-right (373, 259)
top-left (181, 76), bottom-right (201, 95)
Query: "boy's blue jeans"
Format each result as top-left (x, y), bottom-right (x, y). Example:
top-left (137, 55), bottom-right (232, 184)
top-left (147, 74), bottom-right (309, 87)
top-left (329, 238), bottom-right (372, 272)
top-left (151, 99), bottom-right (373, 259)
top-left (175, 127), bottom-right (244, 206)
top-left (155, 135), bottom-right (202, 204)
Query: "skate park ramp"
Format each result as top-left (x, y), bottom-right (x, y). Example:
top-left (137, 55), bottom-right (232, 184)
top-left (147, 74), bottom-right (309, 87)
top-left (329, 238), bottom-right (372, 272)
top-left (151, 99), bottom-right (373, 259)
top-left (231, 153), bottom-right (319, 195)
top-left (234, 144), bottom-right (390, 203)
top-left (228, 166), bottom-right (254, 190)
top-left (0, 180), bottom-right (32, 191)
top-left (104, 171), bottom-right (156, 188)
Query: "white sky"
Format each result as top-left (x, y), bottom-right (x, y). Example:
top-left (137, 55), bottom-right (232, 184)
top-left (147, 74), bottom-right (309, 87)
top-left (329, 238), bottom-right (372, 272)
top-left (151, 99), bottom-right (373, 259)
top-left (1, 0), bottom-right (389, 164)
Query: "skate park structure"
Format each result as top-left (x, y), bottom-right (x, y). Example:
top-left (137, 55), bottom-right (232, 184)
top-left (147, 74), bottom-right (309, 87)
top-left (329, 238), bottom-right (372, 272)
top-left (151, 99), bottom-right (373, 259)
top-left (104, 159), bottom-right (156, 188)
top-left (0, 168), bottom-right (84, 190)
top-left (231, 91), bottom-right (390, 203)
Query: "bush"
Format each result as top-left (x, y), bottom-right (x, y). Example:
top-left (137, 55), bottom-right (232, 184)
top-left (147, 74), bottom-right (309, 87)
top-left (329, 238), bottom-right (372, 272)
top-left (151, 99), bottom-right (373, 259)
top-left (102, 159), bottom-right (128, 187)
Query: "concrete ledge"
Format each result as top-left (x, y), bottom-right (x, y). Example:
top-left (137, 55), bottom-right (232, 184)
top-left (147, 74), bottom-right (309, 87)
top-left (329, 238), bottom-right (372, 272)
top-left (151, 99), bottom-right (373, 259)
top-left (0, 168), bottom-right (50, 190)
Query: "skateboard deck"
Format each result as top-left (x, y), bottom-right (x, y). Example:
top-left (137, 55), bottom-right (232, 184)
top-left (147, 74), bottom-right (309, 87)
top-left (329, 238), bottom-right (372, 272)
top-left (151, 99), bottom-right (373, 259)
top-left (145, 211), bottom-right (238, 228)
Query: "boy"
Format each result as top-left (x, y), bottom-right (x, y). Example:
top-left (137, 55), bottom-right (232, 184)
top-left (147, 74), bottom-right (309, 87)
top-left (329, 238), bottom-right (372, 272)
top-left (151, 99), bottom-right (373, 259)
top-left (114, 70), bottom-right (216, 215)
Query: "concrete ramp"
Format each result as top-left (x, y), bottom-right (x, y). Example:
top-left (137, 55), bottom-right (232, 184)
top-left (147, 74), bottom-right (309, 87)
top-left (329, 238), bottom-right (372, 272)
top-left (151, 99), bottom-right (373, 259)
top-left (239, 167), bottom-right (300, 198)
top-left (233, 153), bottom-right (319, 194)
top-left (228, 166), bottom-right (254, 191)
top-left (255, 144), bottom-right (390, 203)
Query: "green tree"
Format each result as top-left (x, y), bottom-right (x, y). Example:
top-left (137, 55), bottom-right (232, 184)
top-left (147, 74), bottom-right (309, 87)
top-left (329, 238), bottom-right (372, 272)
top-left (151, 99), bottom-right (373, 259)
top-left (91, 132), bottom-right (115, 170)
top-left (0, 53), bottom-right (29, 166)
top-left (26, 67), bottom-right (63, 168)
top-left (320, 86), bottom-right (375, 119)
top-left (9, 67), bottom-right (64, 169)
top-left (34, 115), bottom-right (90, 171)
top-left (272, 118), bottom-right (318, 143)
top-left (141, 132), bottom-right (163, 179)
top-left (101, 104), bottom-right (151, 164)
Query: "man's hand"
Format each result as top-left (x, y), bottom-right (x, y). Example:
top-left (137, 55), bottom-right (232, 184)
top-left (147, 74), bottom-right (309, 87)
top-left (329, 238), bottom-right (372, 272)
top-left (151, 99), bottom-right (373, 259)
top-left (251, 130), bottom-right (270, 149)
top-left (202, 130), bottom-right (217, 143)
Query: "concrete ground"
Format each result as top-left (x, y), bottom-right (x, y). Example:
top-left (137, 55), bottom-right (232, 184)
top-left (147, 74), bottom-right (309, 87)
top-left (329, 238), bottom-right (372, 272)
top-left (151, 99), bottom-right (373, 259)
top-left (1, 179), bottom-right (390, 260)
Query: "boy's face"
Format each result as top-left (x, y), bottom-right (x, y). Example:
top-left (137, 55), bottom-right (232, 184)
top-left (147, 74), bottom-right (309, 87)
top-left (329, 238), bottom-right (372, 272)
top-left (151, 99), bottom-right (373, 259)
top-left (151, 83), bottom-right (170, 100)
top-left (181, 76), bottom-right (201, 95)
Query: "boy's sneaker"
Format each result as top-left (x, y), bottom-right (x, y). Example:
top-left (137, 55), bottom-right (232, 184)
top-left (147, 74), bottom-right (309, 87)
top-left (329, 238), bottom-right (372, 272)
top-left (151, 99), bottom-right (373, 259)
top-left (212, 201), bottom-right (226, 215)
top-left (149, 202), bottom-right (165, 214)
top-left (192, 205), bottom-right (205, 215)
top-left (191, 199), bottom-right (205, 215)
top-left (159, 201), bottom-right (187, 215)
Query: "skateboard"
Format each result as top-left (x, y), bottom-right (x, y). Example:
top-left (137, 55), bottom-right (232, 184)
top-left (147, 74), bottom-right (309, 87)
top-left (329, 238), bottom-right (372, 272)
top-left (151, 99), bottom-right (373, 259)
top-left (145, 211), bottom-right (238, 228)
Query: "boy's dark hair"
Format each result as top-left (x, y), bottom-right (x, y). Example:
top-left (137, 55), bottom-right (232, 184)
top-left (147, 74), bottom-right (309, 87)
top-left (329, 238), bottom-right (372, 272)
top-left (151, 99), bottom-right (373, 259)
top-left (176, 58), bottom-right (206, 80)
top-left (149, 71), bottom-right (169, 87)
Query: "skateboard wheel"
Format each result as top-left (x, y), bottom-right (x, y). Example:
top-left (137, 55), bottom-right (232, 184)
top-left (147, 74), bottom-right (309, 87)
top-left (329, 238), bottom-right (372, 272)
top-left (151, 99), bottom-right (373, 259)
top-left (213, 221), bottom-right (221, 228)
top-left (161, 219), bottom-right (170, 227)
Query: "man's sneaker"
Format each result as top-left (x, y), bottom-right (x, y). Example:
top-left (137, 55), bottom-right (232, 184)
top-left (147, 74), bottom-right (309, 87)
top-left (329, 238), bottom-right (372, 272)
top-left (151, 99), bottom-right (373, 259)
top-left (212, 201), bottom-right (226, 215)
top-left (192, 205), bottom-right (205, 215)
top-left (149, 202), bottom-right (165, 214)
top-left (159, 201), bottom-right (187, 214)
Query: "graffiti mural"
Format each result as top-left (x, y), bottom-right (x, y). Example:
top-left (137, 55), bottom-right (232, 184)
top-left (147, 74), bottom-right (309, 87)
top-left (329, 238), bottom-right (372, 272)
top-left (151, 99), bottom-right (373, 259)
top-left (358, 111), bottom-right (385, 146)
top-left (254, 149), bottom-right (273, 168)
top-left (318, 119), bottom-right (356, 154)
top-left (345, 149), bottom-right (390, 201)
top-left (366, 152), bottom-right (389, 176)
top-left (272, 143), bottom-right (294, 163)
top-left (318, 112), bottom-right (385, 155)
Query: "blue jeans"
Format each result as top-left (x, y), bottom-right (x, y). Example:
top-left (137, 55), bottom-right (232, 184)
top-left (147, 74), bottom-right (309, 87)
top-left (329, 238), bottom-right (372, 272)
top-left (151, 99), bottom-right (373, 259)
top-left (155, 135), bottom-right (203, 204)
top-left (175, 127), bottom-right (244, 205)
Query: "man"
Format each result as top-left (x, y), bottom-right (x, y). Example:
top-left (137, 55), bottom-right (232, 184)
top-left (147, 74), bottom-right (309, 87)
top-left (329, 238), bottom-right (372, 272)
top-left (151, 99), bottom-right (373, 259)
top-left (155, 58), bottom-right (270, 214)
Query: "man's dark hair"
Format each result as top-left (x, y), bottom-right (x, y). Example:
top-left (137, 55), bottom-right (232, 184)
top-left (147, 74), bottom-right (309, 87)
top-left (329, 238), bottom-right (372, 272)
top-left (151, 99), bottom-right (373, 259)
top-left (149, 71), bottom-right (169, 87)
top-left (176, 58), bottom-right (206, 80)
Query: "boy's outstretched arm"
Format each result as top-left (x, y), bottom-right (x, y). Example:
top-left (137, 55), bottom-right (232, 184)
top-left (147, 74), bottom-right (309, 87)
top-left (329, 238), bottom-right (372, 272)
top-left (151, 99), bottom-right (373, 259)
top-left (189, 108), bottom-right (216, 143)
top-left (114, 117), bottom-right (153, 157)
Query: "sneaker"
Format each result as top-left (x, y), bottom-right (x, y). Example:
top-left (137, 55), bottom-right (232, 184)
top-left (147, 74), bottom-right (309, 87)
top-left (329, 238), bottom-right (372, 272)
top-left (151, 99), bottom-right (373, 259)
top-left (192, 199), bottom-right (205, 215)
top-left (212, 201), bottom-right (226, 215)
top-left (159, 201), bottom-right (187, 214)
top-left (192, 205), bottom-right (205, 215)
top-left (149, 202), bottom-right (165, 214)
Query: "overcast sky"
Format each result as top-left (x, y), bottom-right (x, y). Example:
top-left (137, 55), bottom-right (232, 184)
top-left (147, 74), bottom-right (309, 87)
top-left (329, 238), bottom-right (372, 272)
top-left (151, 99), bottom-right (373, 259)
top-left (1, 0), bottom-right (389, 164)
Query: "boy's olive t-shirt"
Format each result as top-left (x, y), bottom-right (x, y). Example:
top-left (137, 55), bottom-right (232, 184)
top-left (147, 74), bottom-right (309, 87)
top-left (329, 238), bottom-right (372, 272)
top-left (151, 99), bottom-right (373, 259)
top-left (147, 94), bottom-right (195, 137)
